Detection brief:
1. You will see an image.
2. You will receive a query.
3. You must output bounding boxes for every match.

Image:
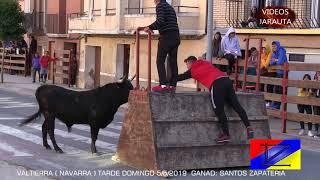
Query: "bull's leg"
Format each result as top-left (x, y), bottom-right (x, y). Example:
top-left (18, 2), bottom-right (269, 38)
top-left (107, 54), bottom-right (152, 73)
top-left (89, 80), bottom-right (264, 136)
top-left (90, 125), bottom-right (99, 154)
top-left (42, 120), bottom-right (51, 150)
top-left (47, 115), bottom-right (63, 153)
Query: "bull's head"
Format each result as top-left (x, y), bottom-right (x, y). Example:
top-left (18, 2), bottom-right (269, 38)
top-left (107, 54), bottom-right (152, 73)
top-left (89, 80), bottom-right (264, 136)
top-left (117, 74), bottom-right (136, 91)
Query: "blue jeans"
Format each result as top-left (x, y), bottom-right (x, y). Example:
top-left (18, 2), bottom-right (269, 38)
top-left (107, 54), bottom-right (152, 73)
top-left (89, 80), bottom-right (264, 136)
top-left (32, 68), bottom-right (40, 82)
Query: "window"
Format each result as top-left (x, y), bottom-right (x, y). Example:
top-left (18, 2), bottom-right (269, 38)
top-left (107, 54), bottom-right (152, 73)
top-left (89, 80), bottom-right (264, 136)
top-left (289, 54), bottom-right (305, 62)
top-left (311, 0), bottom-right (320, 27)
top-left (265, 0), bottom-right (285, 6)
top-left (128, 0), bottom-right (141, 14)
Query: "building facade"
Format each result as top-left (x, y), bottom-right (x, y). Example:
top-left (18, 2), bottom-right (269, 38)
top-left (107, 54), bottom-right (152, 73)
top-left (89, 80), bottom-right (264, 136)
top-left (68, 0), bottom-right (320, 89)
top-left (23, 0), bottom-right (82, 80)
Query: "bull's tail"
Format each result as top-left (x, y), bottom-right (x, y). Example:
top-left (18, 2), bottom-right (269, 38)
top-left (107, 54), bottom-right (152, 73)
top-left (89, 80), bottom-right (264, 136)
top-left (19, 110), bottom-right (41, 126)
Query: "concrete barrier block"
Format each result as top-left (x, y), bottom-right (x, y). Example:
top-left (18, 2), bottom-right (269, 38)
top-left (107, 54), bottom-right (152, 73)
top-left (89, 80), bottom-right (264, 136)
top-left (117, 91), bottom-right (271, 170)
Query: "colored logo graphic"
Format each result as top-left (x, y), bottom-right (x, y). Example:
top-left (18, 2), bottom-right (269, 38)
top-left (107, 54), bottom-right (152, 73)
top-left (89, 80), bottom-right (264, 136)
top-left (250, 139), bottom-right (301, 170)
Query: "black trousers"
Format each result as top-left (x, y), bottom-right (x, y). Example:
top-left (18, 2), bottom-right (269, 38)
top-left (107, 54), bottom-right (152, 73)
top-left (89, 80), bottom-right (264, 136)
top-left (260, 72), bottom-right (277, 102)
top-left (224, 54), bottom-right (236, 74)
top-left (297, 104), bottom-right (313, 130)
top-left (272, 73), bottom-right (284, 107)
top-left (210, 77), bottom-right (251, 135)
top-left (157, 31), bottom-right (180, 86)
top-left (313, 105), bottom-right (320, 132)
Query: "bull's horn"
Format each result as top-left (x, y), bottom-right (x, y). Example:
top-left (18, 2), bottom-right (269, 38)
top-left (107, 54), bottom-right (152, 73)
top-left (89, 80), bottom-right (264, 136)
top-left (130, 74), bottom-right (136, 81)
top-left (117, 77), bottom-right (125, 83)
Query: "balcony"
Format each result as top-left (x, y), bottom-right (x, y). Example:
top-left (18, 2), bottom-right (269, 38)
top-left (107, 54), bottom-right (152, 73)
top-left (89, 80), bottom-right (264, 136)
top-left (24, 11), bottom-right (45, 35)
top-left (46, 13), bottom-right (68, 35)
top-left (224, 0), bottom-right (320, 29)
top-left (24, 11), bottom-right (71, 36)
top-left (68, 3), bottom-right (202, 35)
top-left (68, 9), bottom-right (117, 34)
top-left (123, 6), bottom-right (201, 35)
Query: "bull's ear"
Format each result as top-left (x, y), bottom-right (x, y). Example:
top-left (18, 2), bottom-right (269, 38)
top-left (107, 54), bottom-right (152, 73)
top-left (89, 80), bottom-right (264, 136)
top-left (130, 74), bottom-right (136, 82)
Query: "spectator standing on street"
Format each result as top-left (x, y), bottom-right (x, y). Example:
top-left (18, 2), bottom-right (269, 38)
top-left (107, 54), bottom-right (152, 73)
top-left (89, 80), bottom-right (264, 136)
top-left (269, 41), bottom-right (288, 110)
top-left (221, 27), bottom-right (242, 75)
top-left (31, 52), bottom-right (41, 83)
top-left (313, 71), bottom-right (320, 138)
top-left (143, 0), bottom-right (180, 92)
top-left (29, 36), bottom-right (38, 76)
top-left (30, 36), bottom-right (37, 55)
top-left (40, 51), bottom-right (56, 83)
top-left (70, 48), bottom-right (78, 88)
top-left (297, 74), bottom-right (314, 137)
top-left (177, 56), bottom-right (254, 143)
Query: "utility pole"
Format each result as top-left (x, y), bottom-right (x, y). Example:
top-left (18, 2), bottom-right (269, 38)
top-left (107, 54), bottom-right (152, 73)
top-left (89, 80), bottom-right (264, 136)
top-left (206, 0), bottom-right (213, 61)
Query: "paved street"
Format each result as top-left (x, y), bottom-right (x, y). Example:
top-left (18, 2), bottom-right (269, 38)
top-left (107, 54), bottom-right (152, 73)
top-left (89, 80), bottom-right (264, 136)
top-left (0, 75), bottom-right (319, 180)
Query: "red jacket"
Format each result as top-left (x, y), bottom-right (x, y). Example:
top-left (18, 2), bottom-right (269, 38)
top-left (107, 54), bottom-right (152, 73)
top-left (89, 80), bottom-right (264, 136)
top-left (40, 56), bottom-right (55, 68)
top-left (177, 60), bottom-right (227, 89)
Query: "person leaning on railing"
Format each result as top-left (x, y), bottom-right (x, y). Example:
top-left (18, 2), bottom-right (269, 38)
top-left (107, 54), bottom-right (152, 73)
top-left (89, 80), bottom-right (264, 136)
top-left (312, 71), bottom-right (320, 138)
top-left (260, 45), bottom-right (277, 108)
top-left (297, 74), bottom-right (314, 137)
top-left (269, 41), bottom-right (288, 110)
top-left (201, 32), bottom-right (225, 71)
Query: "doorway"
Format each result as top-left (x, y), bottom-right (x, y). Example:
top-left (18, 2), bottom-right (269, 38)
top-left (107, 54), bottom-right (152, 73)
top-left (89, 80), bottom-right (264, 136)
top-left (84, 45), bottom-right (101, 88)
top-left (116, 44), bottom-right (130, 79)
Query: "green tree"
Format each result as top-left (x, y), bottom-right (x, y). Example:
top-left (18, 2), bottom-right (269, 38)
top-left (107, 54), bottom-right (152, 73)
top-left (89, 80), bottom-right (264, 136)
top-left (0, 0), bottom-right (26, 83)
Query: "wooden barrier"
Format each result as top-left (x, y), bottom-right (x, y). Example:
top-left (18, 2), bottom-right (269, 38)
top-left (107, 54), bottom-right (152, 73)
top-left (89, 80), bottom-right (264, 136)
top-left (53, 49), bottom-right (71, 86)
top-left (0, 49), bottom-right (27, 76)
top-left (211, 58), bottom-right (320, 133)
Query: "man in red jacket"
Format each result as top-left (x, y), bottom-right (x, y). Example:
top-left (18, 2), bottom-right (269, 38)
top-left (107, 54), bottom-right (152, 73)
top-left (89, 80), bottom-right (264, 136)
top-left (177, 56), bottom-right (254, 143)
top-left (40, 51), bottom-right (57, 83)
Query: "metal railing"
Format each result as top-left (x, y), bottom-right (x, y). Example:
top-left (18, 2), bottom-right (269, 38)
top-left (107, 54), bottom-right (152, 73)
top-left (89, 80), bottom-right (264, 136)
top-left (125, 6), bottom-right (199, 15)
top-left (69, 8), bottom-right (116, 19)
top-left (27, 11), bottom-right (45, 34)
top-left (225, 0), bottom-right (320, 29)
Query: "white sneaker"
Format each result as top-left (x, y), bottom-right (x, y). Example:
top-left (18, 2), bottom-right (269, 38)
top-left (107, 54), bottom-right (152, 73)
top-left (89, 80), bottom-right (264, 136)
top-left (308, 130), bottom-right (314, 137)
top-left (298, 129), bottom-right (305, 136)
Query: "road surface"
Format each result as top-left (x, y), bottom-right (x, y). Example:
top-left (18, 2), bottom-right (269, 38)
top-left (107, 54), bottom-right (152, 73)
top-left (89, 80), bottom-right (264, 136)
top-left (0, 88), bottom-right (319, 180)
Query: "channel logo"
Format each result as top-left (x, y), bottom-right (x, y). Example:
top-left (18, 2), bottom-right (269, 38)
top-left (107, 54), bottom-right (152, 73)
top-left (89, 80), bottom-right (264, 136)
top-left (250, 139), bottom-right (301, 170)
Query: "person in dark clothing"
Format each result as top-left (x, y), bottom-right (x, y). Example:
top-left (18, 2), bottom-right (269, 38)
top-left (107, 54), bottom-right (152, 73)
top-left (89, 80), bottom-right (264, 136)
top-left (70, 49), bottom-right (78, 87)
top-left (30, 36), bottom-right (37, 55)
top-left (177, 56), bottom-right (254, 143)
top-left (241, 6), bottom-right (258, 28)
top-left (313, 71), bottom-right (320, 138)
top-left (143, 0), bottom-right (180, 92)
top-left (28, 36), bottom-right (38, 75)
top-left (201, 32), bottom-right (225, 71)
top-left (297, 74), bottom-right (314, 137)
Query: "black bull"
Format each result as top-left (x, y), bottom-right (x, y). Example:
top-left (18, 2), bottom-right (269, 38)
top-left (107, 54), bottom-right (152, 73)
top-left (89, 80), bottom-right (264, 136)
top-left (20, 76), bottom-right (135, 153)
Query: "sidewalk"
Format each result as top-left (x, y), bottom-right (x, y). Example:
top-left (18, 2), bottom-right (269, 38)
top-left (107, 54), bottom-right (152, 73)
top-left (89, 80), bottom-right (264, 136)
top-left (0, 74), bottom-right (319, 152)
